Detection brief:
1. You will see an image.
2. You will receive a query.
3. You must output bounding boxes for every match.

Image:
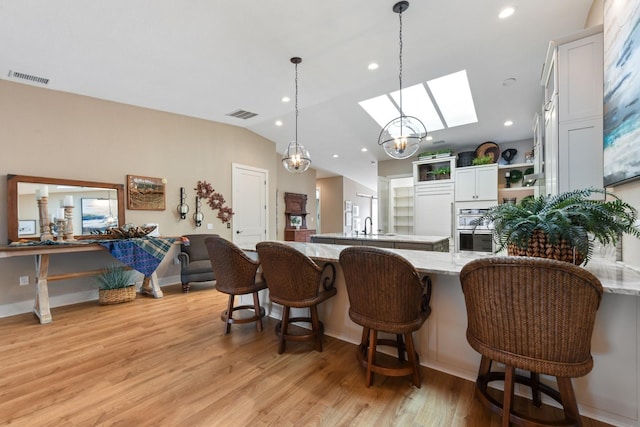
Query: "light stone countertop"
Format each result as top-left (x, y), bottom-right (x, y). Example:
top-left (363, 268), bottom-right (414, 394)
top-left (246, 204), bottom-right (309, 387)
top-left (248, 241), bottom-right (640, 296)
top-left (310, 232), bottom-right (450, 244)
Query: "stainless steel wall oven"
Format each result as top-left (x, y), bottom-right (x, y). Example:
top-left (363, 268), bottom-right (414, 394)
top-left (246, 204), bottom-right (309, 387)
top-left (457, 208), bottom-right (493, 252)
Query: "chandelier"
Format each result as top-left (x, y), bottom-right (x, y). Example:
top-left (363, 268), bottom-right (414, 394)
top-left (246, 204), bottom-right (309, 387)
top-left (378, 1), bottom-right (427, 159)
top-left (282, 57), bottom-right (312, 173)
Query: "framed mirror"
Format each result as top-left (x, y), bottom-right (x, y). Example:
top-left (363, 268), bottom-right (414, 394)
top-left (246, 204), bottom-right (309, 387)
top-left (7, 174), bottom-right (125, 243)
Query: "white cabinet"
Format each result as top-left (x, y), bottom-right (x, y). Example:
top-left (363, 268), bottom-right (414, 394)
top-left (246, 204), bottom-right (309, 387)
top-left (541, 26), bottom-right (603, 195)
top-left (558, 117), bottom-right (603, 193)
top-left (413, 156), bottom-right (456, 185)
top-left (414, 183), bottom-right (454, 240)
top-left (455, 164), bottom-right (498, 202)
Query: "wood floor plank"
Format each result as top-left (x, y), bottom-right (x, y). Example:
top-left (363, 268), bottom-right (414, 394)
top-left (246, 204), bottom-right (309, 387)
top-left (0, 284), bottom-right (613, 426)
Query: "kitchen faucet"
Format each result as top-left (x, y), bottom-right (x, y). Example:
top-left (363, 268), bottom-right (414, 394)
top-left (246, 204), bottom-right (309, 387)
top-left (363, 216), bottom-right (373, 235)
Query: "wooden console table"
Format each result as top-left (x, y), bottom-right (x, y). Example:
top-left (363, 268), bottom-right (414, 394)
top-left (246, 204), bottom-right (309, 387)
top-left (0, 237), bottom-right (182, 324)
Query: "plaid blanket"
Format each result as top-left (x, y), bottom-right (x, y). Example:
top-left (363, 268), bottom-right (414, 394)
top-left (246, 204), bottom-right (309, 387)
top-left (98, 237), bottom-right (179, 276)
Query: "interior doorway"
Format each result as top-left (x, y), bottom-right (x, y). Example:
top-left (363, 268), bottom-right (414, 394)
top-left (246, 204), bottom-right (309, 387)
top-left (231, 163), bottom-right (268, 247)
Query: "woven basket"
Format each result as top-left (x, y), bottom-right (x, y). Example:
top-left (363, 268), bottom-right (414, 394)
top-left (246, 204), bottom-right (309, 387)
top-left (99, 285), bottom-right (136, 305)
top-left (507, 230), bottom-right (585, 265)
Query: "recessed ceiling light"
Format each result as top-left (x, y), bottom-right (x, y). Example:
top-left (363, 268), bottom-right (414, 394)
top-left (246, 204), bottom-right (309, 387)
top-left (426, 136), bottom-right (433, 141)
top-left (282, 96), bottom-right (290, 103)
top-left (361, 147), bottom-right (368, 152)
top-left (275, 120), bottom-right (283, 126)
top-left (368, 62), bottom-right (379, 70)
top-left (498, 7), bottom-right (515, 19)
top-left (504, 120), bottom-right (514, 127)
top-left (332, 154), bottom-right (339, 158)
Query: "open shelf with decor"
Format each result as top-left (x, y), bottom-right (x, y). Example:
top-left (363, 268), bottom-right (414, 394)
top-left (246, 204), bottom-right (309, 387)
top-left (497, 163), bottom-right (535, 204)
top-left (413, 156), bottom-right (456, 185)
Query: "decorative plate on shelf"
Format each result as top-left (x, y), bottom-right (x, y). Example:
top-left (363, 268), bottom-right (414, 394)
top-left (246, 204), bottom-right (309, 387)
top-left (475, 141), bottom-right (500, 163)
top-left (508, 169), bottom-right (523, 183)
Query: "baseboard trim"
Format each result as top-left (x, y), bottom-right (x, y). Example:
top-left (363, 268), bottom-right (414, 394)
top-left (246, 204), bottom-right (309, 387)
top-left (0, 275), bottom-right (181, 319)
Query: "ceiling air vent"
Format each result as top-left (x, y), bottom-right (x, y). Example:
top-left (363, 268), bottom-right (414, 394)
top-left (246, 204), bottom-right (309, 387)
top-left (226, 109), bottom-right (258, 120)
top-left (8, 70), bottom-right (50, 85)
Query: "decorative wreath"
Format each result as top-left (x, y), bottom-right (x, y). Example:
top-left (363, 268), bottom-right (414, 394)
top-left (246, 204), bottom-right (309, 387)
top-left (194, 180), bottom-right (235, 223)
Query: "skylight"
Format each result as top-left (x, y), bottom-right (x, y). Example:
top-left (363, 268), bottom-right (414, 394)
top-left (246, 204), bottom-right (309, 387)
top-left (427, 70), bottom-right (478, 128)
top-left (358, 95), bottom-right (403, 128)
top-left (390, 84), bottom-right (444, 131)
top-left (359, 69), bottom-right (478, 133)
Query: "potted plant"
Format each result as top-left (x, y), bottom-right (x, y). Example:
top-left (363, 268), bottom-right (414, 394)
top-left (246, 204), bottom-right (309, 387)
top-left (96, 265), bottom-right (137, 305)
top-left (474, 188), bottom-right (640, 265)
top-left (434, 166), bottom-right (451, 180)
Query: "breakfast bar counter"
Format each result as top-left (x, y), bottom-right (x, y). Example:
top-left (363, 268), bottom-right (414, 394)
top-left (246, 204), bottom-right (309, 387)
top-left (251, 242), bottom-right (640, 426)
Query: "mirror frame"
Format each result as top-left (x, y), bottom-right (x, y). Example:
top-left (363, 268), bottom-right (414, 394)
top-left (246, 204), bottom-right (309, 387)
top-left (7, 174), bottom-right (125, 243)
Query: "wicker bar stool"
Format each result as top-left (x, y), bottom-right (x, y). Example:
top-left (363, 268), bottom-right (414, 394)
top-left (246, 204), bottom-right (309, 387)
top-left (256, 241), bottom-right (337, 354)
top-left (205, 236), bottom-right (267, 335)
top-left (339, 246), bottom-right (432, 388)
top-left (459, 256), bottom-right (603, 427)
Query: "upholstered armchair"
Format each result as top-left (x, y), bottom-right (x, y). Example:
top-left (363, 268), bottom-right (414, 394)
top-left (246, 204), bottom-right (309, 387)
top-left (178, 234), bottom-right (217, 292)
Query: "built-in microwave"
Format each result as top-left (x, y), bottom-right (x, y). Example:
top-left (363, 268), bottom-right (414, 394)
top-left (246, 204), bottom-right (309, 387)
top-left (458, 230), bottom-right (493, 252)
top-left (457, 208), bottom-right (493, 252)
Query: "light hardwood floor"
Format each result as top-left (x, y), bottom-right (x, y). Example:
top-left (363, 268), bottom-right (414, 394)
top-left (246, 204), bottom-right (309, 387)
top-left (0, 284), bottom-right (611, 426)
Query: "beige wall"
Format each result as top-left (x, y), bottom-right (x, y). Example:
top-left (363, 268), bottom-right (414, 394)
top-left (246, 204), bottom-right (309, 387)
top-left (316, 177), bottom-right (343, 233)
top-left (0, 80), bottom-right (318, 313)
top-left (586, 0), bottom-right (603, 27)
top-left (316, 176), bottom-right (377, 234)
top-left (275, 153), bottom-right (317, 239)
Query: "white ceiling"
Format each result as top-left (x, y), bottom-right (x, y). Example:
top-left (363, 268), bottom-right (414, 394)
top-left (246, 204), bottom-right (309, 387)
top-left (0, 0), bottom-right (594, 190)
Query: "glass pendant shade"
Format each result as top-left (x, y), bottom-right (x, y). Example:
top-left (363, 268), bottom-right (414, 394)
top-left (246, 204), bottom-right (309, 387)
top-left (282, 57), bottom-right (311, 174)
top-left (378, 115), bottom-right (426, 159)
top-left (379, 1), bottom-right (427, 160)
top-left (282, 141), bottom-right (311, 173)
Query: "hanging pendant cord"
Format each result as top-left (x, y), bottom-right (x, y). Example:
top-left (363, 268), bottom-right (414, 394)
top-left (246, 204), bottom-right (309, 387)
top-left (398, 9), bottom-right (403, 115)
top-left (295, 62), bottom-right (299, 148)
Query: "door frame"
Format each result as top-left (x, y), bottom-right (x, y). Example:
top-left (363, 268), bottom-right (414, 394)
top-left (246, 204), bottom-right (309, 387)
top-left (231, 163), bottom-right (269, 245)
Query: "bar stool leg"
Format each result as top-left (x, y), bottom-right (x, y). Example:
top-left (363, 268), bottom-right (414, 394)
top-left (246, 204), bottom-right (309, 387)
top-left (366, 328), bottom-right (378, 387)
top-left (278, 306), bottom-right (290, 354)
top-left (223, 294), bottom-right (234, 335)
top-left (396, 334), bottom-right (405, 362)
top-left (405, 332), bottom-right (420, 387)
top-left (310, 305), bottom-right (322, 352)
top-left (252, 291), bottom-right (263, 332)
top-left (558, 376), bottom-right (582, 426)
top-left (502, 366), bottom-right (515, 427)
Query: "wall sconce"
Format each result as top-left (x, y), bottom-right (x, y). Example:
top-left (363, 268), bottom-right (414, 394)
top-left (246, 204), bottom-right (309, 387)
top-left (193, 196), bottom-right (204, 227)
top-left (177, 187), bottom-right (189, 219)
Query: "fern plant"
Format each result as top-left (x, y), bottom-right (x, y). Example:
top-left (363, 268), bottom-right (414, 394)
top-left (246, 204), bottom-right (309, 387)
top-left (95, 265), bottom-right (135, 290)
top-left (475, 188), bottom-right (640, 264)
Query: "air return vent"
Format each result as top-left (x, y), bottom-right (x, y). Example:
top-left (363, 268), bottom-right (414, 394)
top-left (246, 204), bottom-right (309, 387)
top-left (8, 70), bottom-right (50, 85)
top-left (226, 109), bottom-right (258, 120)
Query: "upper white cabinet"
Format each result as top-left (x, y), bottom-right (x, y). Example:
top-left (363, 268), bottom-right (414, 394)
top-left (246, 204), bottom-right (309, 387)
top-left (413, 156), bottom-right (456, 186)
top-left (541, 25), bottom-right (604, 196)
top-left (455, 164), bottom-right (498, 202)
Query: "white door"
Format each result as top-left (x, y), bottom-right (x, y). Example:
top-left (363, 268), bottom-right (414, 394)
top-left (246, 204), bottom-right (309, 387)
top-left (232, 163), bottom-right (268, 247)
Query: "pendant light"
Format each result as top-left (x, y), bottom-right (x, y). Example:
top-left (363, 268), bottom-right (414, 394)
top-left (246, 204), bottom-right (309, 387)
top-left (282, 57), bottom-right (312, 173)
top-left (378, 1), bottom-right (427, 159)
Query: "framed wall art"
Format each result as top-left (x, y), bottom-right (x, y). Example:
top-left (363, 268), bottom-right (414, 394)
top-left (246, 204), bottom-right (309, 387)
top-left (603, 1), bottom-right (640, 186)
top-left (18, 219), bottom-right (36, 236)
top-left (345, 200), bottom-right (352, 212)
top-left (81, 198), bottom-right (118, 233)
top-left (127, 175), bottom-right (166, 210)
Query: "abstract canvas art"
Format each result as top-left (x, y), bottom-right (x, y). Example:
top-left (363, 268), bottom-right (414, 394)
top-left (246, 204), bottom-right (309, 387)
top-left (604, 0), bottom-right (640, 186)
